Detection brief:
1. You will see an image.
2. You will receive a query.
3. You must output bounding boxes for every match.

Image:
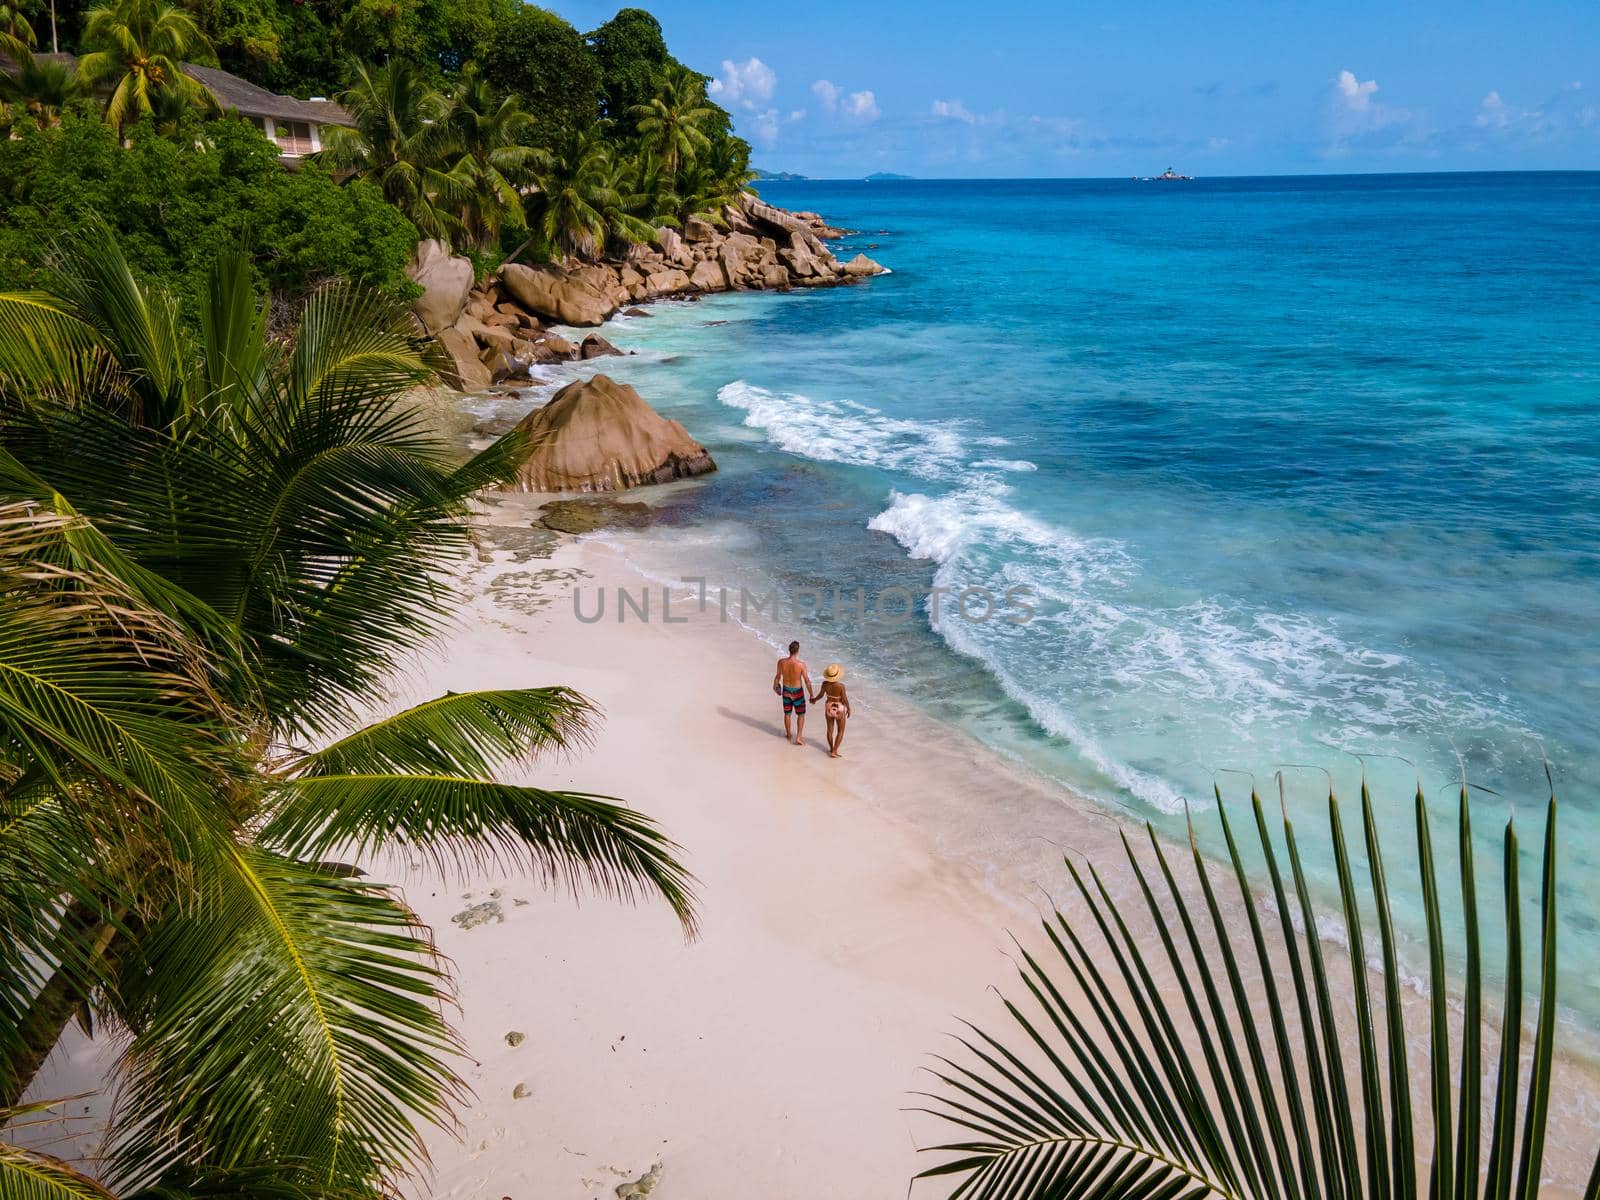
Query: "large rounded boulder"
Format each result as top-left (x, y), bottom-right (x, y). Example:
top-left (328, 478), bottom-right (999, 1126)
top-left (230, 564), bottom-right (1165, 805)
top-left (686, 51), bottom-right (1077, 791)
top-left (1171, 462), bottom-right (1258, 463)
top-left (504, 374), bottom-right (716, 493)
top-left (407, 240), bottom-right (475, 333)
top-left (499, 263), bottom-right (617, 327)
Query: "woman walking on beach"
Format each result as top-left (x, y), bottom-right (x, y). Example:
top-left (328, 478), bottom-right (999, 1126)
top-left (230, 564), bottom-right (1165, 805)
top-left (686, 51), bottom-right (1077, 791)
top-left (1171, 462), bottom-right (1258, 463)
top-left (813, 664), bottom-right (852, 759)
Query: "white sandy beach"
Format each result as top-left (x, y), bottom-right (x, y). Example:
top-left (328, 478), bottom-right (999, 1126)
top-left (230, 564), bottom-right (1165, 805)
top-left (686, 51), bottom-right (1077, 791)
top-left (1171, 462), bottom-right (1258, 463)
top-left (18, 491), bottom-right (1600, 1198)
top-left (392, 516), bottom-right (1122, 1198)
top-left (397, 510), bottom-right (1600, 1199)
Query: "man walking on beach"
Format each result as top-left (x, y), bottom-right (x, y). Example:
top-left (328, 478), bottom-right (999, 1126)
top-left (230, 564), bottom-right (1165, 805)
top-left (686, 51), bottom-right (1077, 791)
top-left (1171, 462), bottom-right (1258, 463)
top-left (773, 641), bottom-right (815, 746)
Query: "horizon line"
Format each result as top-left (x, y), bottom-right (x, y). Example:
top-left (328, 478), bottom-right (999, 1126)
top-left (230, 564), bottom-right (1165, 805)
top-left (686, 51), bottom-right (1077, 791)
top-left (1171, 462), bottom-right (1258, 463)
top-left (757, 166), bottom-right (1600, 182)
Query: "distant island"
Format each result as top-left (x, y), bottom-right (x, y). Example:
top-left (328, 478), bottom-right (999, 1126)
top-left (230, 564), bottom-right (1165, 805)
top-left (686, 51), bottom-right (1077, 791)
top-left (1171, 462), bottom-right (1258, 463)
top-left (864, 172), bottom-right (915, 181)
top-left (753, 169), bottom-right (810, 181)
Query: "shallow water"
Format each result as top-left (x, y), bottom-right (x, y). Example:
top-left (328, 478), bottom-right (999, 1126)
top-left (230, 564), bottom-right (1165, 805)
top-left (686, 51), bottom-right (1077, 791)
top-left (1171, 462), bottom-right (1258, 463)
top-left (480, 173), bottom-right (1600, 1028)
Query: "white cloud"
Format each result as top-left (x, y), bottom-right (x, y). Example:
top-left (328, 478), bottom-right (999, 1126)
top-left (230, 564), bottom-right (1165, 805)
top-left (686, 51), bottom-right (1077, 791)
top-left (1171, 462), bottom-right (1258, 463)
top-left (1336, 69), bottom-right (1379, 111)
top-left (708, 58), bottom-right (776, 109)
top-left (751, 107), bottom-right (780, 146)
top-left (1327, 68), bottom-right (1411, 152)
top-left (811, 79), bottom-right (841, 112)
top-left (788, 109), bottom-right (806, 122)
top-left (931, 98), bottom-right (976, 124)
top-left (843, 89), bottom-right (880, 121)
top-left (1476, 90), bottom-right (1509, 129)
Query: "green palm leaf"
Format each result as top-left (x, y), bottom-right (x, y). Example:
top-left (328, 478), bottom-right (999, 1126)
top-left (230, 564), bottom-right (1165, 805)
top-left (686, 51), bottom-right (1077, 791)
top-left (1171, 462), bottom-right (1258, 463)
top-left (289, 687), bottom-right (598, 779)
top-left (0, 502), bottom-right (240, 840)
top-left (108, 845), bottom-right (463, 1192)
top-left (259, 775), bottom-right (696, 935)
top-left (0, 1139), bottom-right (117, 1200)
top-left (0, 292), bottom-right (110, 407)
top-left (915, 779), bottom-right (1600, 1199)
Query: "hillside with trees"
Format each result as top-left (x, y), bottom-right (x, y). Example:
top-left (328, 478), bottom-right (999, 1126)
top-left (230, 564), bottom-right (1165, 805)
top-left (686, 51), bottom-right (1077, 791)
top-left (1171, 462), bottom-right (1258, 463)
top-left (0, 2), bottom-right (756, 312)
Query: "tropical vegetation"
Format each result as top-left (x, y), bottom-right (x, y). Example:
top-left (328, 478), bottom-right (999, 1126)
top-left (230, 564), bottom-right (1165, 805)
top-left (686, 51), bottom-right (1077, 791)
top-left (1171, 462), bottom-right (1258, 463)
top-left (1, 3), bottom-right (757, 301)
top-left (0, 227), bottom-right (695, 1197)
top-left (0, 111), bottom-right (419, 314)
top-left (319, 44), bottom-right (751, 261)
top-left (75, 0), bottom-right (214, 132)
top-left (915, 777), bottom-right (1600, 1198)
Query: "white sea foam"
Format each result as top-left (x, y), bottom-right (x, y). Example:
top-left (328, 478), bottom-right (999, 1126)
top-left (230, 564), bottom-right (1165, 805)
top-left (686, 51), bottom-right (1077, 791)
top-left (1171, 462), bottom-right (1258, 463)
top-left (717, 380), bottom-right (974, 479)
top-left (864, 480), bottom-right (1506, 815)
top-left (717, 383), bottom-right (1504, 821)
top-left (972, 458), bottom-right (1038, 472)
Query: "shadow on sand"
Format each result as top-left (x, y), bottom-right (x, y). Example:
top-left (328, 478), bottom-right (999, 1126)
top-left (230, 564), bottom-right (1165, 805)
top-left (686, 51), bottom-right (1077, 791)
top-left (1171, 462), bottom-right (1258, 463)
top-left (717, 705), bottom-right (839, 754)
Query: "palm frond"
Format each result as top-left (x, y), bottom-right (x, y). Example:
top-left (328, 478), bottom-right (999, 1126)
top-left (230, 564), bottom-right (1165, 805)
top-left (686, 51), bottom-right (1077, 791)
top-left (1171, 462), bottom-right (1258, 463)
top-left (0, 292), bottom-right (111, 408)
top-left (916, 780), bottom-right (1593, 1199)
top-left (0, 501), bottom-right (242, 844)
top-left (197, 252), bottom-right (268, 429)
top-left (0, 1140), bottom-right (117, 1200)
top-left (108, 845), bottom-right (464, 1193)
top-left (259, 776), bottom-right (696, 935)
top-left (288, 687), bottom-right (598, 779)
top-left (38, 221), bottom-right (195, 428)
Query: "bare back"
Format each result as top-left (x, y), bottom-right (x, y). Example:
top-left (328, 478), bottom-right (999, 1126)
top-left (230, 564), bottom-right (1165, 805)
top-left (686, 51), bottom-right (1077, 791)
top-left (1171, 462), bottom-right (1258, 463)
top-left (777, 655), bottom-right (808, 687)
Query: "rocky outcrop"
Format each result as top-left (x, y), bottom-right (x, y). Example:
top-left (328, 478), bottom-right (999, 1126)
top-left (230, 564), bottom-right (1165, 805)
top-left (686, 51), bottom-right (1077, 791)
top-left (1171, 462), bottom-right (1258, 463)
top-left (579, 334), bottom-right (622, 359)
top-left (424, 196), bottom-right (884, 390)
top-left (504, 374), bottom-right (716, 493)
top-left (682, 214), bottom-right (717, 243)
top-left (791, 210), bottom-right (848, 239)
top-left (689, 259), bottom-right (728, 292)
top-left (841, 252), bottom-right (887, 277)
top-left (500, 263), bottom-right (614, 327)
top-left (436, 325), bottom-right (491, 391)
top-left (407, 240), bottom-right (475, 334)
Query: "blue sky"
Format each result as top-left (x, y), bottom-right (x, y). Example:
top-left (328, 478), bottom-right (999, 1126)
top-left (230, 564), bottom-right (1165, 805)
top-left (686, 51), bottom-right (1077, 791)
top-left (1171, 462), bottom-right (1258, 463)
top-left (549, 1), bottom-right (1600, 177)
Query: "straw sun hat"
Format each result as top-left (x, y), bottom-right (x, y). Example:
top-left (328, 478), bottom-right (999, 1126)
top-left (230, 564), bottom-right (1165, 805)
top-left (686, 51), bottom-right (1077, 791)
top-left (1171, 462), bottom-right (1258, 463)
top-left (823, 664), bottom-right (843, 681)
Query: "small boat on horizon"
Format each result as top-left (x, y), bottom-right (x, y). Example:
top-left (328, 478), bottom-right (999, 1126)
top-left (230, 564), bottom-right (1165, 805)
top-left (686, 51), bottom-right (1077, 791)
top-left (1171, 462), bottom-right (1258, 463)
top-left (1133, 167), bottom-right (1193, 181)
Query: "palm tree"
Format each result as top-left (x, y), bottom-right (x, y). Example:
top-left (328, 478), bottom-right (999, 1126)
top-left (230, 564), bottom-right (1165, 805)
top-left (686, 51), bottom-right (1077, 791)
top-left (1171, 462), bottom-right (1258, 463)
top-left (321, 58), bottom-right (462, 244)
top-left (0, 46), bottom-right (82, 127)
top-left (0, 497), bottom-right (254, 1199)
top-left (628, 64), bottom-right (717, 177)
top-left (0, 0), bottom-right (35, 59)
top-left (595, 143), bottom-right (675, 255)
top-left (76, 0), bottom-right (214, 133)
top-left (678, 131), bottom-right (756, 223)
top-left (915, 777), bottom-right (1600, 1198)
top-left (440, 66), bottom-right (545, 249)
top-left (0, 229), bottom-right (696, 1195)
top-left (526, 127), bottom-right (619, 261)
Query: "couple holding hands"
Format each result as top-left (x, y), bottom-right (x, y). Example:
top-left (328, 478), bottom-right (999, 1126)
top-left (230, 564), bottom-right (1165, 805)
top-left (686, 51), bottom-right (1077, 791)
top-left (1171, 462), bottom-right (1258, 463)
top-left (772, 641), bottom-right (851, 757)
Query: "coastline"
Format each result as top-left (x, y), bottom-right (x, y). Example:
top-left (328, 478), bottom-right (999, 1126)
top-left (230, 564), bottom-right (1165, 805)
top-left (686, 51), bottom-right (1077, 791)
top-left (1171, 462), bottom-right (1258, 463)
top-left (17, 433), bottom-right (1600, 1198)
top-left (424, 513), bottom-right (1600, 1196)
top-left (15, 197), bottom-right (1600, 1198)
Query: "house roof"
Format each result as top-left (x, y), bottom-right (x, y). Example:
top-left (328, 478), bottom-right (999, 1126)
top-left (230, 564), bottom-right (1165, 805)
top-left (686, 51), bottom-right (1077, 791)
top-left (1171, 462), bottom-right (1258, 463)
top-left (182, 64), bottom-right (353, 127)
top-left (0, 53), bottom-right (353, 127)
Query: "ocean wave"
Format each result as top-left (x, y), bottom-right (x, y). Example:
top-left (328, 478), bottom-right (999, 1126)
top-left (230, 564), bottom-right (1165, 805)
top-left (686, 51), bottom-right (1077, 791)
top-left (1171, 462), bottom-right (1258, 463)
top-left (715, 385), bottom-right (1506, 820)
top-left (717, 380), bottom-right (976, 479)
top-left (866, 483), bottom-right (1506, 814)
top-left (972, 458), bottom-right (1038, 472)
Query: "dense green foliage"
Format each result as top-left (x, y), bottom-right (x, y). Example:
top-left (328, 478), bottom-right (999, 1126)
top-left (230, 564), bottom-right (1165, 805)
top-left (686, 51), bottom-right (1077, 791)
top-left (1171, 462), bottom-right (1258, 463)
top-left (588, 6), bottom-right (670, 125)
top-left (0, 110), bottom-right (419, 311)
top-left (2, 1), bottom-right (754, 292)
top-left (321, 49), bottom-right (752, 259)
top-left (0, 231), bottom-right (694, 1196)
top-left (474, 2), bottom-right (597, 140)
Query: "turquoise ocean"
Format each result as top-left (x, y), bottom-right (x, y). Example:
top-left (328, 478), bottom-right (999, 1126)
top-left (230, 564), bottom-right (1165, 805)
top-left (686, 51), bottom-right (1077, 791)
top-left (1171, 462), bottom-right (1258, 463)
top-left (489, 173), bottom-right (1600, 1028)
